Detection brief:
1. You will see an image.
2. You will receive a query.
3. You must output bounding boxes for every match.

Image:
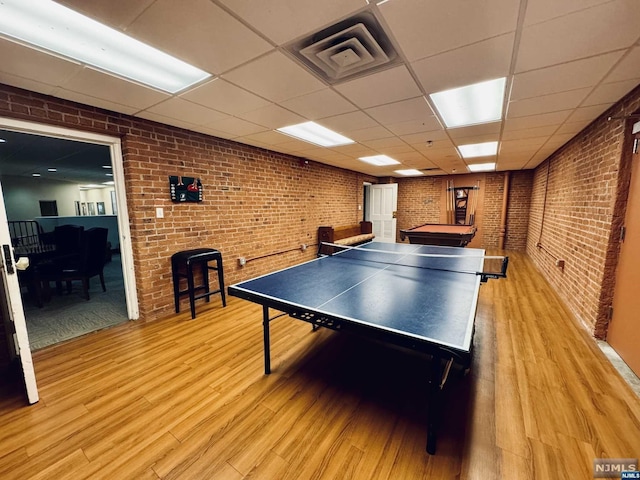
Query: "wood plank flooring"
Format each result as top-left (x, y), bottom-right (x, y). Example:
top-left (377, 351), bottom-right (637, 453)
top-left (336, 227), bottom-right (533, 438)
top-left (1, 251), bottom-right (639, 479)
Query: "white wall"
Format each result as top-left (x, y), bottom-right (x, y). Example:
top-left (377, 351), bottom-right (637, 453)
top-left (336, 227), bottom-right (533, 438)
top-left (1, 175), bottom-right (115, 220)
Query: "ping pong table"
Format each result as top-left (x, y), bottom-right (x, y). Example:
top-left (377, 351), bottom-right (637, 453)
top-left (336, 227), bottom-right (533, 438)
top-left (228, 241), bottom-right (507, 454)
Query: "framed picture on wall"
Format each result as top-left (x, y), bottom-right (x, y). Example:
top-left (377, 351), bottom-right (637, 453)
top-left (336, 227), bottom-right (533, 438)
top-left (81, 202), bottom-right (87, 216)
top-left (97, 202), bottom-right (105, 215)
top-left (87, 202), bottom-right (95, 215)
top-left (75, 201), bottom-right (81, 216)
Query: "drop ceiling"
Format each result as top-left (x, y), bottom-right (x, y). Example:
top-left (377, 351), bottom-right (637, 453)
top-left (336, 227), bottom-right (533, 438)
top-left (0, 0), bottom-right (639, 179)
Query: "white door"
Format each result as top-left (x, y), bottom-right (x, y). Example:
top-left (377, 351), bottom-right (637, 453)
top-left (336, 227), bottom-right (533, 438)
top-left (0, 181), bottom-right (38, 404)
top-left (369, 184), bottom-right (398, 243)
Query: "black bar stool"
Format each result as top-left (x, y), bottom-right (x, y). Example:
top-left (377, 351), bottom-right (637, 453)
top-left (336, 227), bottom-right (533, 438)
top-left (171, 248), bottom-right (226, 319)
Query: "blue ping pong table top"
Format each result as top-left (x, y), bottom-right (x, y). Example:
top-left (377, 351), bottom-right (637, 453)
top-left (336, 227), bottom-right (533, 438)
top-left (229, 242), bottom-right (485, 354)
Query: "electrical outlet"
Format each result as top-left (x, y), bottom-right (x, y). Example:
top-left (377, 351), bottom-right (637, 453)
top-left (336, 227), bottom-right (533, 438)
top-left (238, 257), bottom-right (246, 266)
top-left (301, 244), bottom-right (307, 251)
top-left (555, 259), bottom-right (565, 268)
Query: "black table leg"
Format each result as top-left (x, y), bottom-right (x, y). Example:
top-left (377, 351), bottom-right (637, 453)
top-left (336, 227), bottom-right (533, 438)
top-left (426, 356), bottom-right (454, 454)
top-left (263, 305), bottom-right (271, 374)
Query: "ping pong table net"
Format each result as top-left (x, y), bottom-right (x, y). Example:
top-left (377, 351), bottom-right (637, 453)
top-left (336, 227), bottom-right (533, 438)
top-left (320, 242), bottom-right (509, 282)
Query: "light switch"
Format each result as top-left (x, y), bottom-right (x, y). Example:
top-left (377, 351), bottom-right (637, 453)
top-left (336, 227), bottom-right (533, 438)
top-left (156, 207), bottom-right (164, 218)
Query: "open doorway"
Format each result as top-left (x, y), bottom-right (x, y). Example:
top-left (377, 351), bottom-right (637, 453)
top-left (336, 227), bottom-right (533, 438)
top-left (0, 118), bottom-right (138, 354)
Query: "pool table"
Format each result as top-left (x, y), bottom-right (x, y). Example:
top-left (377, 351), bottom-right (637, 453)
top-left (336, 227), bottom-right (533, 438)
top-left (399, 223), bottom-right (477, 247)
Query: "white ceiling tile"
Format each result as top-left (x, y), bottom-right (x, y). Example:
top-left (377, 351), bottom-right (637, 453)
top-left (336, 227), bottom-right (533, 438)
top-left (0, 73), bottom-right (59, 98)
top-left (223, 51), bottom-right (326, 103)
top-left (142, 98), bottom-right (229, 125)
top-left (511, 52), bottom-right (624, 100)
top-left (412, 34), bottom-right (514, 94)
top-left (347, 126), bottom-right (394, 142)
top-left (0, 41), bottom-right (82, 89)
top-left (566, 104), bottom-right (611, 122)
top-left (2, 0), bottom-right (639, 179)
top-left (401, 130), bottom-right (449, 145)
top-left (379, 0), bottom-right (519, 61)
top-left (516, 1), bottom-right (640, 72)
top-left (604, 47), bottom-right (640, 83)
top-left (280, 89), bottom-right (357, 119)
top-left (319, 111), bottom-right (380, 134)
top-left (56, 0), bottom-right (155, 29)
top-left (523, 0), bottom-right (613, 26)
top-left (556, 119), bottom-right (592, 135)
top-left (361, 136), bottom-right (408, 150)
top-left (127, 0), bottom-right (273, 74)
top-left (60, 68), bottom-right (170, 110)
top-left (237, 104), bottom-right (305, 129)
top-left (205, 117), bottom-right (269, 137)
top-left (51, 87), bottom-right (141, 115)
top-left (500, 139), bottom-right (546, 155)
top-left (135, 110), bottom-right (200, 131)
top-left (583, 79), bottom-right (639, 106)
top-left (332, 144), bottom-right (378, 158)
top-left (238, 130), bottom-right (295, 146)
top-left (544, 134), bottom-right (576, 148)
top-left (507, 88), bottom-right (591, 118)
top-left (180, 79), bottom-right (272, 115)
top-left (217, 0), bottom-right (363, 45)
top-left (447, 123), bottom-right (501, 140)
top-left (333, 66), bottom-right (422, 109)
top-left (501, 125), bottom-right (559, 139)
top-left (385, 118), bottom-right (442, 136)
top-left (365, 97), bottom-right (433, 125)
top-left (504, 110), bottom-right (572, 131)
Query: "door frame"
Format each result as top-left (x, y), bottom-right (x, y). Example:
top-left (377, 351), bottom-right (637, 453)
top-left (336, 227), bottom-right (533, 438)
top-left (0, 181), bottom-right (38, 403)
top-left (0, 117), bottom-right (139, 321)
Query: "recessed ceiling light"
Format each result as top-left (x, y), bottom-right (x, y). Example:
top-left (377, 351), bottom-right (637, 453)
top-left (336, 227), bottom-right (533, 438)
top-left (32, 173), bottom-right (41, 177)
top-left (102, 165), bottom-right (112, 169)
top-left (358, 155), bottom-right (400, 166)
top-left (79, 184), bottom-right (103, 189)
top-left (395, 169), bottom-right (423, 176)
top-left (0, 138), bottom-right (6, 143)
top-left (0, 1), bottom-right (211, 93)
top-left (105, 173), bottom-right (113, 177)
top-left (467, 162), bottom-right (496, 172)
top-left (277, 122), bottom-right (354, 147)
top-left (458, 141), bottom-right (498, 158)
top-left (429, 78), bottom-right (506, 128)
top-left (103, 181), bottom-right (115, 185)
top-left (47, 168), bottom-right (57, 172)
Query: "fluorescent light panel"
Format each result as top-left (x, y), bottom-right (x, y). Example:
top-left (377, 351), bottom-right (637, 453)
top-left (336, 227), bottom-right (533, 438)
top-left (358, 155), bottom-right (400, 166)
top-left (458, 141), bottom-right (498, 158)
top-left (0, 0), bottom-right (211, 93)
top-left (467, 163), bottom-right (496, 172)
top-left (430, 78), bottom-right (506, 128)
top-left (395, 169), bottom-right (423, 176)
top-left (277, 122), bottom-right (354, 147)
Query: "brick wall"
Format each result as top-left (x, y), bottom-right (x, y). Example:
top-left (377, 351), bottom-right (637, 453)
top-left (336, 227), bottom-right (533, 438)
top-left (396, 171), bottom-right (532, 250)
top-left (1, 83), bottom-right (533, 324)
top-left (527, 84), bottom-right (640, 337)
top-left (0, 84), bottom-right (376, 321)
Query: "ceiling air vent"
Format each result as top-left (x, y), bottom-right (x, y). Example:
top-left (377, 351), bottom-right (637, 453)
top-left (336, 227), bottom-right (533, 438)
top-left (285, 10), bottom-right (401, 85)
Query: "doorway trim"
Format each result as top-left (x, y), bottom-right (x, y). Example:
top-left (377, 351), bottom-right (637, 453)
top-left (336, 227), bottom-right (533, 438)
top-left (0, 116), bottom-right (139, 320)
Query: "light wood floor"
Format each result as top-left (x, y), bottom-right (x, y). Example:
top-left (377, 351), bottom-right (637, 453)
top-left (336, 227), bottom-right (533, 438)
top-left (1, 252), bottom-right (639, 479)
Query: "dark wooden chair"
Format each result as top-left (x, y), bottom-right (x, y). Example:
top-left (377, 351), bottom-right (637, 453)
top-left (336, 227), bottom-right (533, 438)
top-left (40, 227), bottom-right (109, 300)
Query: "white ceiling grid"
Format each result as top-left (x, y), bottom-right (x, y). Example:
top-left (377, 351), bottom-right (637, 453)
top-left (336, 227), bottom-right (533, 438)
top-left (0, 0), bottom-right (638, 180)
